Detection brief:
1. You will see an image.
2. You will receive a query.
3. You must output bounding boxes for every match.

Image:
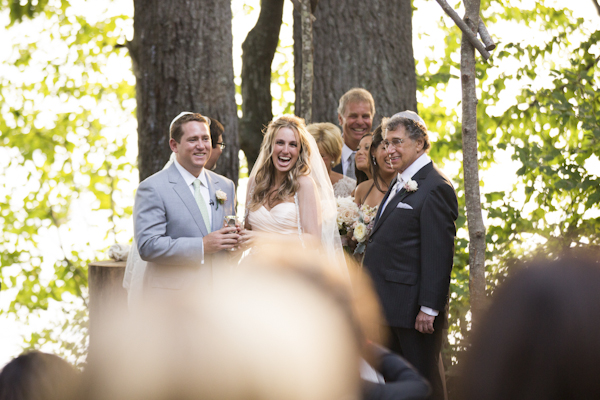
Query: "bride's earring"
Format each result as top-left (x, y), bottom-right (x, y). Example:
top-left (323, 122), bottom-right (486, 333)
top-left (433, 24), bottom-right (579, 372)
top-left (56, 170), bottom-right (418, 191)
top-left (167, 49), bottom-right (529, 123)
top-left (331, 160), bottom-right (335, 167)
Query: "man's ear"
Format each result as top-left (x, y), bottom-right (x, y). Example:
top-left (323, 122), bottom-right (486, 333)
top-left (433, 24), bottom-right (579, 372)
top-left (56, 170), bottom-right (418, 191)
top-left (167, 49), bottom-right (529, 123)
top-left (338, 113), bottom-right (344, 127)
top-left (416, 138), bottom-right (425, 152)
top-left (169, 138), bottom-right (179, 153)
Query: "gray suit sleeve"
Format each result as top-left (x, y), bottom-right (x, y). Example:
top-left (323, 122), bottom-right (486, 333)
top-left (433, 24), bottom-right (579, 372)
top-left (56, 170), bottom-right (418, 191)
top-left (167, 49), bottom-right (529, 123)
top-left (134, 181), bottom-right (205, 265)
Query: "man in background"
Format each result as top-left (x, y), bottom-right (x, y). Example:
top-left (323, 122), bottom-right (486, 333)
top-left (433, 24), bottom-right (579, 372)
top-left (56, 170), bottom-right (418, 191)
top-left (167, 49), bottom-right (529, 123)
top-left (333, 88), bottom-right (375, 179)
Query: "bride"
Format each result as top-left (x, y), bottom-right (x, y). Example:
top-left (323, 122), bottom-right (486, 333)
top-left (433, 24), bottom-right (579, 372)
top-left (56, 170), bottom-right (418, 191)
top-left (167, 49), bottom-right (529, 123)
top-left (240, 115), bottom-right (347, 278)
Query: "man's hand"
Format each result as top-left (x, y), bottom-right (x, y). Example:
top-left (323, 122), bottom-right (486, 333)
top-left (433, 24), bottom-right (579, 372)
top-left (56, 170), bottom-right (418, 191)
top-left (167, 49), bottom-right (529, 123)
top-left (203, 227), bottom-right (240, 253)
top-left (415, 310), bottom-right (435, 334)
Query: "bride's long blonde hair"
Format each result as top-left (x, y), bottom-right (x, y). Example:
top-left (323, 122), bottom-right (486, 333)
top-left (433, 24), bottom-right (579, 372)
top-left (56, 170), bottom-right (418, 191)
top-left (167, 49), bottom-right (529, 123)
top-left (248, 116), bottom-right (312, 211)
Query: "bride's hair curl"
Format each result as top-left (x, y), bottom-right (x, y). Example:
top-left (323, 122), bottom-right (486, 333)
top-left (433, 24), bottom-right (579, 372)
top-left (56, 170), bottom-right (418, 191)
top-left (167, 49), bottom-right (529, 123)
top-left (249, 115), bottom-right (312, 211)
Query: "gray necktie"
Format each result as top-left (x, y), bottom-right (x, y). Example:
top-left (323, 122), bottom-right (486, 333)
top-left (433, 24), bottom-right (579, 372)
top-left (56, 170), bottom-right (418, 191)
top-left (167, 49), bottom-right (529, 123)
top-left (347, 152), bottom-right (356, 179)
top-left (192, 179), bottom-right (211, 233)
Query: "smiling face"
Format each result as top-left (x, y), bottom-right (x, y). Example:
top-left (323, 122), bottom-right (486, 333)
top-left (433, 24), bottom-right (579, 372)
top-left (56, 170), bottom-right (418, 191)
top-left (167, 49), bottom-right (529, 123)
top-left (372, 140), bottom-right (395, 175)
top-left (355, 135), bottom-right (372, 173)
top-left (338, 101), bottom-right (372, 151)
top-left (169, 120), bottom-right (212, 177)
top-left (386, 125), bottom-right (424, 173)
top-left (271, 127), bottom-right (300, 177)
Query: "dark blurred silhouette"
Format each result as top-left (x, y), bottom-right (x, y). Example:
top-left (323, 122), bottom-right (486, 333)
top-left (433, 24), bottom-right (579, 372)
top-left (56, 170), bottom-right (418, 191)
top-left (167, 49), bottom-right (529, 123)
top-left (461, 251), bottom-right (600, 400)
top-left (0, 351), bottom-right (80, 400)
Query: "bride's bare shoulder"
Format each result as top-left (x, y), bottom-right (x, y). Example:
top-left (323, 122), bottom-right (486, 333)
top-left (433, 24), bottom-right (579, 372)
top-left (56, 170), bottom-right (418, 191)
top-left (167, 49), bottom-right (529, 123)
top-left (297, 174), bottom-right (316, 188)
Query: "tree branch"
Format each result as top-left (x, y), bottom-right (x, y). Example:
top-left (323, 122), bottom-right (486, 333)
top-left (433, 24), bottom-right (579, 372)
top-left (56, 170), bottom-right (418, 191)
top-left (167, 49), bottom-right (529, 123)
top-left (478, 19), bottom-right (496, 51)
top-left (592, 0), bottom-right (600, 17)
top-left (435, 0), bottom-right (491, 60)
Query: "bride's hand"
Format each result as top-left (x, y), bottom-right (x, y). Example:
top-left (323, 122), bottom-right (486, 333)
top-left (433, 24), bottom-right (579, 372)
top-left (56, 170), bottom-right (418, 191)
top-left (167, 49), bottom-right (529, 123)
top-left (237, 229), bottom-right (257, 250)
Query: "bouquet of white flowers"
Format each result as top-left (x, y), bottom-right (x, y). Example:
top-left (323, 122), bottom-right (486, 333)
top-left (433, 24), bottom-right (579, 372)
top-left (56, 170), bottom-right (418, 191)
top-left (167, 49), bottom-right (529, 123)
top-left (352, 203), bottom-right (378, 255)
top-left (336, 196), bottom-right (359, 250)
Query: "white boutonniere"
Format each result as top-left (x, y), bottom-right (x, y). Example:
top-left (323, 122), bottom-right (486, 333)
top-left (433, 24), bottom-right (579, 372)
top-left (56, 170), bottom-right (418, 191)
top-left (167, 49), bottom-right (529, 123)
top-left (215, 190), bottom-right (227, 209)
top-left (404, 179), bottom-right (418, 192)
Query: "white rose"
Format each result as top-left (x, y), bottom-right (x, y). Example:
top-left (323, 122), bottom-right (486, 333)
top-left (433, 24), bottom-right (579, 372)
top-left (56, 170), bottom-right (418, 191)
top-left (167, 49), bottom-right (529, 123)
top-left (404, 179), bottom-right (418, 192)
top-left (336, 197), bottom-right (359, 227)
top-left (353, 222), bottom-right (367, 242)
top-left (216, 189), bottom-right (227, 202)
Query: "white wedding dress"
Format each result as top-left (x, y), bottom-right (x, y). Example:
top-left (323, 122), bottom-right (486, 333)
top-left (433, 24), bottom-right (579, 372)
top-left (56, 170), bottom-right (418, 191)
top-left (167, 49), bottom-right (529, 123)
top-left (246, 202), bottom-right (299, 237)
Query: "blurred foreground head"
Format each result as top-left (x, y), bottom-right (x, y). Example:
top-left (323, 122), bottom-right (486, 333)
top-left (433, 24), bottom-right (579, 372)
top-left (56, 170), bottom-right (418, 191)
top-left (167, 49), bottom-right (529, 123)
top-left (0, 351), bottom-right (80, 400)
top-left (461, 251), bottom-right (600, 400)
top-left (84, 240), bottom-right (363, 400)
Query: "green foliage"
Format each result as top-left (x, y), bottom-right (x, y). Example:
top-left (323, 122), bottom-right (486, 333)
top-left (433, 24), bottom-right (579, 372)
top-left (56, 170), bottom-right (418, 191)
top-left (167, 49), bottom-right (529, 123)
top-left (416, 0), bottom-right (600, 369)
top-left (0, 0), bottom-right (134, 363)
top-left (3, 0), bottom-right (68, 25)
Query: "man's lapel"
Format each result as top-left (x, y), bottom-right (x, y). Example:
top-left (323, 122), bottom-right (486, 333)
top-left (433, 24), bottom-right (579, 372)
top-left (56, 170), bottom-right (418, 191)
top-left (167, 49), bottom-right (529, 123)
top-left (168, 164), bottom-right (209, 236)
top-left (370, 161), bottom-right (434, 236)
top-left (371, 186), bottom-right (409, 237)
top-left (205, 171), bottom-right (221, 232)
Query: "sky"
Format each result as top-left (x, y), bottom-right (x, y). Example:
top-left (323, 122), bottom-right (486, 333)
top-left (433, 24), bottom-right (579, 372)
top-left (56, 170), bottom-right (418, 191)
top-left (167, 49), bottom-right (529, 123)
top-left (0, 0), bottom-right (598, 369)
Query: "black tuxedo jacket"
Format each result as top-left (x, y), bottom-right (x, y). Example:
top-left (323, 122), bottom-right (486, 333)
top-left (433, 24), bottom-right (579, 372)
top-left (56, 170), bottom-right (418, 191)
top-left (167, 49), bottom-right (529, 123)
top-left (333, 163), bottom-right (343, 174)
top-left (363, 161), bottom-right (458, 329)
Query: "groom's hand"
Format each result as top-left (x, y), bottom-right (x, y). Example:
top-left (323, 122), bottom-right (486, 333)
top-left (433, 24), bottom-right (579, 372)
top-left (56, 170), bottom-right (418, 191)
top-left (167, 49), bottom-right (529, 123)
top-left (203, 227), bottom-right (240, 253)
top-left (415, 311), bottom-right (435, 334)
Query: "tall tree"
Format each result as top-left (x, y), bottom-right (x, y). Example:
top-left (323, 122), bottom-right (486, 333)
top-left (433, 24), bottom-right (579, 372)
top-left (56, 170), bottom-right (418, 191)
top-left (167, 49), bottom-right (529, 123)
top-left (130, 0), bottom-right (239, 183)
top-left (240, 0), bottom-right (285, 170)
top-left (294, 0), bottom-right (417, 126)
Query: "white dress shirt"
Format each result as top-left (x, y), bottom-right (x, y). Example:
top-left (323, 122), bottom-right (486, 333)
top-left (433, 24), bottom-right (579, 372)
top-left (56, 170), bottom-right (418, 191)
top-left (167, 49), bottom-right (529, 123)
top-left (341, 143), bottom-right (355, 176)
top-left (173, 160), bottom-right (213, 226)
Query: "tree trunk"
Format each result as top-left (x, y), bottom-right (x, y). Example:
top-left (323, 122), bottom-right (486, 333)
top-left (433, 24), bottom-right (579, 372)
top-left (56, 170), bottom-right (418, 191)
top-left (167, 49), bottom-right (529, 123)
top-left (130, 0), bottom-right (239, 183)
top-left (299, 0), bottom-right (314, 124)
top-left (240, 0), bottom-right (284, 170)
top-left (294, 0), bottom-right (416, 127)
top-left (461, 0), bottom-right (487, 322)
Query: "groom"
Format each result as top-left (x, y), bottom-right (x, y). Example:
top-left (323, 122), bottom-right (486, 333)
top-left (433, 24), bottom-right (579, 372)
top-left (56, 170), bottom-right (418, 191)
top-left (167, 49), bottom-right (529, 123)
top-left (362, 113), bottom-right (458, 400)
top-left (134, 112), bottom-right (239, 301)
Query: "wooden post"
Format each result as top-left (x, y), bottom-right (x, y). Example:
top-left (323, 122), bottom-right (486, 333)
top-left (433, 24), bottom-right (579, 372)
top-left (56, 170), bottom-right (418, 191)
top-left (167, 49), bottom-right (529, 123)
top-left (87, 261), bottom-right (128, 360)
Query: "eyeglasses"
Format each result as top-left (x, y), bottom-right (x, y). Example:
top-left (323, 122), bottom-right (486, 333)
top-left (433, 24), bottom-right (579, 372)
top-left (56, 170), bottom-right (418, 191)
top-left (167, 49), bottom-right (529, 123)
top-left (382, 138), bottom-right (405, 150)
top-left (215, 142), bottom-right (226, 150)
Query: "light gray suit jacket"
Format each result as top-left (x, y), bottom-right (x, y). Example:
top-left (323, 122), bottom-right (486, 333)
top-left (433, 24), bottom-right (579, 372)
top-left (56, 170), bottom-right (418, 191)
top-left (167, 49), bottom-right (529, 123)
top-left (133, 163), bottom-right (236, 295)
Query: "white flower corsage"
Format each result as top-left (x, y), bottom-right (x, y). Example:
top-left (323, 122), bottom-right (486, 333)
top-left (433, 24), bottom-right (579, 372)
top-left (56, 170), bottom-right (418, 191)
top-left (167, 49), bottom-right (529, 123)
top-left (404, 179), bottom-right (418, 192)
top-left (215, 190), bottom-right (227, 209)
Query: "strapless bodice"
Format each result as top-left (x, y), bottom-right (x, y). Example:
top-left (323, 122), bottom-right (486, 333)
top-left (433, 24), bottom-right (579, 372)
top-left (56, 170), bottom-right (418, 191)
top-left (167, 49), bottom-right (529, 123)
top-left (247, 202), bottom-right (298, 235)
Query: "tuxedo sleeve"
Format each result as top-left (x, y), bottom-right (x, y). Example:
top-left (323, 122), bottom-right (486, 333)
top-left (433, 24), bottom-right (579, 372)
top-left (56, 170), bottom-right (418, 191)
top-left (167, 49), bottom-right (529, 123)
top-left (362, 344), bottom-right (431, 400)
top-left (418, 181), bottom-right (458, 311)
top-left (134, 181), bottom-right (205, 265)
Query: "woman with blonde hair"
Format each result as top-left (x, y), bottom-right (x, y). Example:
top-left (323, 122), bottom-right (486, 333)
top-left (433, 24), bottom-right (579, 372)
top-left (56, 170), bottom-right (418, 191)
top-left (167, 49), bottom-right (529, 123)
top-left (307, 122), bottom-right (356, 197)
top-left (241, 115), bottom-right (346, 278)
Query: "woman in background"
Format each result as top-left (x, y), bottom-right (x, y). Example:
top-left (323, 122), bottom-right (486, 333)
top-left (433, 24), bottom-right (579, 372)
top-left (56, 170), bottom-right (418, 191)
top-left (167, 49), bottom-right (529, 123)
top-left (354, 126), bottom-right (395, 209)
top-left (354, 133), bottom-right (373, 186)
top-left (307, 122), bottom-right (356, 198)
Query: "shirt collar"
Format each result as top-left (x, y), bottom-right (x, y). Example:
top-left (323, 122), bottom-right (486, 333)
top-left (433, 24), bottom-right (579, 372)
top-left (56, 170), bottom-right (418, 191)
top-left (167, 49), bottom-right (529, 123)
top-left (174, 159), bottom-right (208, 188)
top-left (341, 143), bottom-right (355, 161)
top-left (398, 153), bottom-right (431, 183)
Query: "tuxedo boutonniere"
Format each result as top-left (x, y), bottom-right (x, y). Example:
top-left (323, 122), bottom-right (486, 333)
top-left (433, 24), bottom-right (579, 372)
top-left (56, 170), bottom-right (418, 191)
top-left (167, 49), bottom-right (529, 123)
top-left (215, 190), bottom-right (227, 209)
top-left (404, 179), bottom-right (418, 192)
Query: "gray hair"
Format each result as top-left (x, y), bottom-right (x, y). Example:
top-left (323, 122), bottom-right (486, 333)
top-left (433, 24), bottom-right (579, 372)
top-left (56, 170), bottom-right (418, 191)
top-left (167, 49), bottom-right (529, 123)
top-left (381, 115), bottom-right (430, 152)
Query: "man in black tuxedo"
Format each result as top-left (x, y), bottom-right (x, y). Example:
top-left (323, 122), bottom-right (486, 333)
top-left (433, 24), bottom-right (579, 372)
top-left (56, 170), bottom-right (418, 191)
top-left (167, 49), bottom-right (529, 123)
top-left (363, 113), bottom-right (458, 400)
top-left (332, 88), bottom-right (375, 179)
